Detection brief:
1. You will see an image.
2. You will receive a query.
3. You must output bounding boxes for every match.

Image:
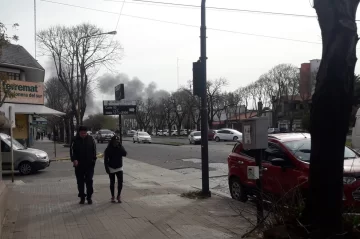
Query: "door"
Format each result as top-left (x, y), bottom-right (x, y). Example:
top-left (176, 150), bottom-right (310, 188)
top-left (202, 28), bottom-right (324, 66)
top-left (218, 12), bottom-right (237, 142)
top-left (262, 142), bottom-right (301, 197)
top-left (229, 143), bottom-right (257, 188)
top-left (1, 140), bottom-right (11, 170)
top-left (220, 130), bottom-right (231, 140)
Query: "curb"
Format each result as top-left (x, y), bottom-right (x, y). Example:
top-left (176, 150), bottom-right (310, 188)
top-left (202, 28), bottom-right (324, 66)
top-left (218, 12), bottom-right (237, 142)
top-left (51, 153), bottom-right (104, 161)
top-left (123, 139), bottom-right (184, 146)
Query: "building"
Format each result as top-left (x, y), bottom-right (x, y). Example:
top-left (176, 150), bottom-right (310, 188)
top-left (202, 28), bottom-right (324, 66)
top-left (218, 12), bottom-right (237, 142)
top-left (0, 44), bottom-right (65, 146)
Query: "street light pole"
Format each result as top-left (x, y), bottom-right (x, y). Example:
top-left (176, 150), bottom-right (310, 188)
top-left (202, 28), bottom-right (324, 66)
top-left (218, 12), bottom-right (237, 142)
top-left (200, 0), bottom-right (210, 197)
top-left (75, 31), bottom-right (117, 128)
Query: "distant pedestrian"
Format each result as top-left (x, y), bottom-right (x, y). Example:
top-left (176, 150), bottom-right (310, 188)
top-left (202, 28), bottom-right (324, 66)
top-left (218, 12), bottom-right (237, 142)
top-left (70, 126), bottom-right (97, 205)
top-left (104, 135), bottom-right (127, 203)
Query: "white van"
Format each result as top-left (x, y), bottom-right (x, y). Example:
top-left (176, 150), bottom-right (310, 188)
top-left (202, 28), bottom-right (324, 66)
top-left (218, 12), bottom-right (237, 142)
top-left (352, 108), bottom-right (360, 149)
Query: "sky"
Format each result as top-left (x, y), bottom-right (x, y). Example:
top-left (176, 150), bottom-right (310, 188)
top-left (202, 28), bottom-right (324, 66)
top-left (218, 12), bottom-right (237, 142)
top-left (1, 0), bottom-right (358, 113)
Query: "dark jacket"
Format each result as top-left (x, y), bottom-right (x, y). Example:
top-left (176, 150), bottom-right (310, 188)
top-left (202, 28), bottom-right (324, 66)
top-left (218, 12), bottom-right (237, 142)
top-left (104, 144), bottom-right (127, 172)
top-left (70, 135), bottom-right (97, 168)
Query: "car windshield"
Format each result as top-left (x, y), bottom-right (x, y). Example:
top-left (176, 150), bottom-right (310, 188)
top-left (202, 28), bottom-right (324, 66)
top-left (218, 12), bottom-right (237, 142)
top-left (139, 132), bottom-right (149, 136)
top-left (283, 138), bottom-right (357, 162)
top-left (231, 130), bottom-right (242, 134)
top-left (194, 132), bottom-right (201, 136)
top-left (101, 130), bottom-right (112, 134)
top-left (1, 136), bottom-right (25, 150)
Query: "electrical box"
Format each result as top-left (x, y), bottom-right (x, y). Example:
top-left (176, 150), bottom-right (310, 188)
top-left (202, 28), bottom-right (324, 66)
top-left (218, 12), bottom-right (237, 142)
top-left (242, 117), bottom-right (268, 150)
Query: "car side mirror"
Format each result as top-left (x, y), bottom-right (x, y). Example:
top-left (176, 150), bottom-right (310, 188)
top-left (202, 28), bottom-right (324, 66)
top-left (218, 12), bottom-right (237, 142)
top-left (271, 158), bottom-right (286, 167)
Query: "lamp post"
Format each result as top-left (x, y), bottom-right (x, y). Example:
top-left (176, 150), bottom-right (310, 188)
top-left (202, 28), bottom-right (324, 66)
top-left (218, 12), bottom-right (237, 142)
top-left (75, 31), bottom-right (117, 128)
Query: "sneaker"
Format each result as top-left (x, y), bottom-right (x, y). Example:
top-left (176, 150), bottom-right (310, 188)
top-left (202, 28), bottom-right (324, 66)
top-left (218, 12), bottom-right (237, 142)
top-left (111, 197), bottom-right (116, 203)
top-left (117, 196), bottom-right (122, 203)
top-left (87, 199), bottom-right (93, 205)
top-left (79, 198), bottom-right (85, 204)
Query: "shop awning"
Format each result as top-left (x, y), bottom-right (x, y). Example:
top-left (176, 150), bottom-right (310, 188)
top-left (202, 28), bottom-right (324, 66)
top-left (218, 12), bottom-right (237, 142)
top-left (10, 104), bottom-right (65, 115)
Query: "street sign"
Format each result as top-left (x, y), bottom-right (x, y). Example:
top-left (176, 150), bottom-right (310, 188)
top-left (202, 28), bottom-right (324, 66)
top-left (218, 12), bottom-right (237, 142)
top-left (104, 100), bottom-right (136, 106)
top-left (103, 100), bottom-right (136, 115)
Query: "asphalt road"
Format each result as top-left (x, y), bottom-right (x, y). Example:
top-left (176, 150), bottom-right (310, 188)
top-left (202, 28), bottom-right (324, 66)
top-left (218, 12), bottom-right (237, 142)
top-left (95, 140), bottom-right (234, 171)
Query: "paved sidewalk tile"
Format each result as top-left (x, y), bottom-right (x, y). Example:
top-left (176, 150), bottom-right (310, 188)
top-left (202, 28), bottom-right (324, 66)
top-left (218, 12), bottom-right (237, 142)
top-left (2, 176), bottom-right (256, 239)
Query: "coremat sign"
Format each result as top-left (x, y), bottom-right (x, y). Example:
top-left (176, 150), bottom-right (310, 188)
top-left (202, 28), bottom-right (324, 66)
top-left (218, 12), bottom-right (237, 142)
top-left (3, 80), bottom-right (44, 105)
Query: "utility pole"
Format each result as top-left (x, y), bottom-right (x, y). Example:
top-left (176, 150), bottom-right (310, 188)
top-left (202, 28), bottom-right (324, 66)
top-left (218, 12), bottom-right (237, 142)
top-left (200, 0), bottom-right (210, 197)
top-left (115, 84), bottom-right (125, 144)
top-left (34, 0), bottom-right (36, 59)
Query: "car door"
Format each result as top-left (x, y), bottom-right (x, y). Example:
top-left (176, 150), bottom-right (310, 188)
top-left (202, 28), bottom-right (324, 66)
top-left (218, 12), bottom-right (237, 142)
top-left (261, 142), bottom-right (301, 197)
top-left (224, 130), bottom-right (232, 140)
top-left (228, 143), bottom-right (257, 188)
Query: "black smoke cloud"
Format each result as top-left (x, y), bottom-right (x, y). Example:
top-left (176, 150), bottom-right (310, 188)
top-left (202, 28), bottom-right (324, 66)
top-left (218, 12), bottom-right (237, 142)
top-left (87, 73), bottom-right (170, 113)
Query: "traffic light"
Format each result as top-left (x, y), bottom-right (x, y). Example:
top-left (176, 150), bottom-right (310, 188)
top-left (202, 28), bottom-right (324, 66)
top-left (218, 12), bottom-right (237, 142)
top-left (193, 61), bottom-right (203, 97)
top-left (119, 84), bottom-right (125, 100)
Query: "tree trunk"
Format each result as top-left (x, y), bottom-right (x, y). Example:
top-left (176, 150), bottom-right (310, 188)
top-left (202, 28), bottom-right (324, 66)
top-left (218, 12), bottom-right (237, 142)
top-left (304, 1), bottom-right (359, 238)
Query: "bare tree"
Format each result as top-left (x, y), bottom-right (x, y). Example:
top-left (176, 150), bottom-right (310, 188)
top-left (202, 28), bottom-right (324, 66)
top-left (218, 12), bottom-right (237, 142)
top-left (37, 23), bottom-right (122, 131)
top-left (135, 98), bottom-right (155, 132)
top-left (302, 1), bottom-right (359, 237)
top-left (207, 78), bottom-right (228, 128)
top-left (0, 22), bottom-right (19, 107)
top-left (162, 97), bottom-right (176, 135)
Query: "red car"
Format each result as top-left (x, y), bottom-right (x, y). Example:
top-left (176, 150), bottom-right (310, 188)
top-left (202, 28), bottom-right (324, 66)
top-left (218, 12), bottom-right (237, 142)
top-left (228, 133), bottom-right (360, 208)
top-left (208, 130), bottom-right (218, 140)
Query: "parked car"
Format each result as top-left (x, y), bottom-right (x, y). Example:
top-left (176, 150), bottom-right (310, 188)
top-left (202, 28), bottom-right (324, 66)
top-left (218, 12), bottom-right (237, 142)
top-left (127, 130), bottom-right (136, 137)
top-left (208, 129), bottom-right (218, 140)
top-left (180, 129), bottom-right (188, 136)
top-left (214, 129), bottom-right (242, 142)
top-left (268, 128), bottom-right (280, 134)
top-left (0, 133), bottom-right (50, 175)
top-left (171, 130), bottom-right (178, 136)
top-left (163, 130), bottom-right (170, 136)
top-left (188, 131), bottom-right (201, 144)
top-left (133, 131), bottom-right (152, 143)
top-left (96, 129), bottom-right (115, 143)
top-left (227, 133), bottom-right (360, 208)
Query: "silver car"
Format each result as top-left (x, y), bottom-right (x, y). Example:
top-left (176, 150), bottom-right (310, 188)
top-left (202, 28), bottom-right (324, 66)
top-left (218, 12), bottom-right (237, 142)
top-left (133, 132), bottom-right (152, 143)
top-left (188, 131), bottom-right (201, 144)
top-left (1, 133), bottom-right (50, 175)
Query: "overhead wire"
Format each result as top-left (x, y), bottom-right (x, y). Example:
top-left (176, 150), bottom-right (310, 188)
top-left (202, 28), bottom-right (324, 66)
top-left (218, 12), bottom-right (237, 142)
top-left (105, 0), bottom-right (360, 22)
top-left (39, 0), bottom-right (321, 44)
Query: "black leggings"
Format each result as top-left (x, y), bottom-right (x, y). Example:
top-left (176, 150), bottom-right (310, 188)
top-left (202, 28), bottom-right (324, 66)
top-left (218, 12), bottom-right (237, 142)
top-left (109, 171), bottom-right (123, 197)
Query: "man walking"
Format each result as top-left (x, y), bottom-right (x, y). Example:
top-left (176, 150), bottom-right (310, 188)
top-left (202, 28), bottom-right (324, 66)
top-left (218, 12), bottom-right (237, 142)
top-left (70, 126), bottom-right (97, 204)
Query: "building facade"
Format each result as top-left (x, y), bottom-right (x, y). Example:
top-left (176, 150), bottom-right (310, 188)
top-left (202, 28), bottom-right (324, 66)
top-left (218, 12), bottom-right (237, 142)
top-left (0, 44), bottom-right (64, 146)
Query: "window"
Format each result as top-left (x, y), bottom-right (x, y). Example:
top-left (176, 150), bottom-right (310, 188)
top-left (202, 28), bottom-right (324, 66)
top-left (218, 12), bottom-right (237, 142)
top-left (217, 130), bottom-right (226, 134)
top-left (1, 141), bottom-right (9, 152)
top-left (7, 72), bottom-right (20, 80)
top-left (223, 130), bottom-right (231, 134)
top-left (193, 132), bottom-right (201, 136)
top-left (265, 143), bottom-right (286, 162)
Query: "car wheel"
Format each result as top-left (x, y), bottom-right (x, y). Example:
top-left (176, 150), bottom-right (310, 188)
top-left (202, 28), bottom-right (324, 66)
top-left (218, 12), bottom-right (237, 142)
top-left (189, 139), bottom-right (192, 144)
top-left (215, 137), bottom-right (220, 142)
top-left (19, 162), bottom-right (33, 175)
top-left (229, 177), bottom-right (248, 202)
top-left (233, 136), bottom-right (238, 141)
top-left (133, 139), bottom-right (135, 143)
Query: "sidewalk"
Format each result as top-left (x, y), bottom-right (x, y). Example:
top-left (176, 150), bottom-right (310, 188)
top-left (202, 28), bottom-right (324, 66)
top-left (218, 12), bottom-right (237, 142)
top-left (32, 139), bottom-right (70, 160)
top-left (1, 158), bottom-right (257, 239)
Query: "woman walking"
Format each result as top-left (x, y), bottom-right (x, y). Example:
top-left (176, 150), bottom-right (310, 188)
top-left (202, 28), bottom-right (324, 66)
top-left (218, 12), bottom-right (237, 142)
top-left (104, 136), bottom-right (127, 203)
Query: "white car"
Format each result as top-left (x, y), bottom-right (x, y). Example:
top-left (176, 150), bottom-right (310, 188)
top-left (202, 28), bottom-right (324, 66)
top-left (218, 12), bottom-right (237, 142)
top-left (133, 132), bottom-right (152, 143)
top-left (180, 129), bottom-right (188, 136)
top-left (163, 130), bottom-right (169, 136)
top-left (214, 129), bottom-right (242, 142)
top-left (188, 131), bottom-right (201, 144)
top-left (171, 130), bottom-right (178, 136)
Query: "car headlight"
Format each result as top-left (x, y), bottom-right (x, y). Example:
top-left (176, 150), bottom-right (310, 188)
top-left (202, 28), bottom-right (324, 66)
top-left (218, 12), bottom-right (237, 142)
top-left (343, 177), bottom-right (356, 184)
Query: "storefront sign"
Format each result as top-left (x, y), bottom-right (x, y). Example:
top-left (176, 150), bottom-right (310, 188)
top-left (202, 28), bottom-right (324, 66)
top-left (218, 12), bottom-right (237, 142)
top-left (3, 80), bottom-right (44, 105)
